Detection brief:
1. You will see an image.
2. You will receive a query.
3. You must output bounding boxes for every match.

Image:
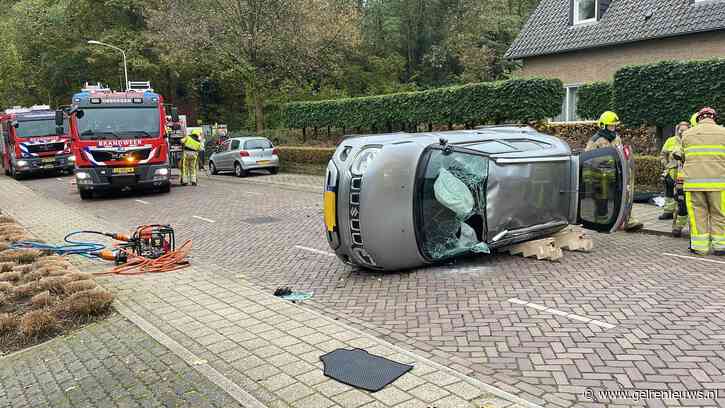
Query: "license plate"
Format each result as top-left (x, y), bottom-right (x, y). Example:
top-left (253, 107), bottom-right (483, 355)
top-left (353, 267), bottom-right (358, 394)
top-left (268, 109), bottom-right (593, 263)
top-left (42, 158), bottom-right (55, 163)
top-left (256, 160), bottom-right (271, 165)
top-left (42, 164), bottom-right (54, 169)
top-left (112, 167), bottom-right (135, 174)
top-left (324, 191), bottom-right (337, 232)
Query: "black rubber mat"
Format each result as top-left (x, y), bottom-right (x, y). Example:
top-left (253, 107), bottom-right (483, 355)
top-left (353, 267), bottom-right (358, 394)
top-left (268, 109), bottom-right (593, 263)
top-left (320, 348), bottom-right (413, 392)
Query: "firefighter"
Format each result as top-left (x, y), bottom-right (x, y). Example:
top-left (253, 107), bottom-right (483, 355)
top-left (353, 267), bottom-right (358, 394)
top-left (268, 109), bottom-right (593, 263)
top-left (682, 107), bottom-right (725, 255)
top-left (659, 122), bottom-right (689, 220)
top-left (585, 111), bottom-right (644, 232)
top-left (180, 130), bottom-right (202, 186)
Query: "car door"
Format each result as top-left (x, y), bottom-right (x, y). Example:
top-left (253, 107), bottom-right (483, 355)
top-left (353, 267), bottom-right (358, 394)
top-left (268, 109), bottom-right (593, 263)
top-left (578, 145), bottom-right (635, 233)
top-left (229, 139), bottom-right (241, 169)
top-left (217, 140), bottom-right (231, 170)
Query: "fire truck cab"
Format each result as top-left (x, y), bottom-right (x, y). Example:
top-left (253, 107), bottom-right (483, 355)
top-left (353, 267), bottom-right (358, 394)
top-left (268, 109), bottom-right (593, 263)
top-left (1, 105), bottom-right (74, 179)
top-left (60, 82), bottom-right (172, 199)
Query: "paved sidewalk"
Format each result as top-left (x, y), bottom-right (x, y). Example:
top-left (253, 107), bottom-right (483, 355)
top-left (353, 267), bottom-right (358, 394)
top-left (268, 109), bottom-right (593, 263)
top-left (0, 315), bottom-right (243, 408)
top-left (202, 172), bottom-right (324, 194)
top-left (0, 176), bottom-right (532, 408)
top-left (633, 203), bottom-right (690, 237)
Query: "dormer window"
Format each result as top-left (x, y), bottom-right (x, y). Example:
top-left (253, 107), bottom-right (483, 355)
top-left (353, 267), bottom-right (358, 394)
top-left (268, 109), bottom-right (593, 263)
top-left (574, 0), bottom-right (597, 24)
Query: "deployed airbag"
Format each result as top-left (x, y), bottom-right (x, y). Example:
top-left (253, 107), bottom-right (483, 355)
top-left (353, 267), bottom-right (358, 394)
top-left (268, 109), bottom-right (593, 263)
top-left (434, 168), bottom-right (474, 219)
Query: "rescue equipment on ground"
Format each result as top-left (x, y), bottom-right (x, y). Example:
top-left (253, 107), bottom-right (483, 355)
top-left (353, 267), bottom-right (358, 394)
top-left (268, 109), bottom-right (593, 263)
top-left (10, 225), bottom-right (190, 275)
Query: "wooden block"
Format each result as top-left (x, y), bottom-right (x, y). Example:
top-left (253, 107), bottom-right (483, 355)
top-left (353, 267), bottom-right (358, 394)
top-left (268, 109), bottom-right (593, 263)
top-left (506, 238), bottom-right (563, 261)
top-left (551, 227), bottom-right (593, 252)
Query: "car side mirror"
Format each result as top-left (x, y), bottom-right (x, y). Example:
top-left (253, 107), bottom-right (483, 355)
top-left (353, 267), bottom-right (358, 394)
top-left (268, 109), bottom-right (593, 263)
top-left (171, 107), bottom-right (179, 122)
top-left (76, 110), bottom-right (84, 119)
top-left (55, 110), bottom-right (64, 126)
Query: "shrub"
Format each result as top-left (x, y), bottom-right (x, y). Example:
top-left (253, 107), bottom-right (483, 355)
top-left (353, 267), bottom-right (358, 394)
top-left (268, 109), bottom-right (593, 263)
top-left (19, 309), bottom-right (58, 338)
top-left (0, 262), bottom-right (12, 272)
top-left (38, 276), bottom-right (71, 294)
top-left (0, 271), bottom-right (21, 282)
top-left (634, 156), bottom-right (662, 189)
top-left (577, 82), bottom-right (613, 120)
top-left (13, 282), bottom-right (41, 298)
top-left (61, 289), bottom-right (113, 317)
top-left (0, 282), bottom-right (12, 293)
top-left (65, 272), bottom-right (93, 282)
top-left (0, 313), bottom-right (18, 333)
top-left (0, 215), bottom-right (16, 224)
top-left (63, 280), bottom-right (97, 295)
top-left (278, 146), bottom-right (335, 165)
top-left (285, 78), bottom-right (564, 129)
top-left (31, 291), bottom-right (54, 307)
top-left (614, 59), bottom-right (725, 128)
top-left (0, 249), bottom-right (42, 264)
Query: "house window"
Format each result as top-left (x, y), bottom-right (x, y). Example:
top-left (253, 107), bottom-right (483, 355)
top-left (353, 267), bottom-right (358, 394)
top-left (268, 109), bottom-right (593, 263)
top-left (574, 0), bottom-right (597, 24)
top-left (554, 85), bottom-right (580, 122)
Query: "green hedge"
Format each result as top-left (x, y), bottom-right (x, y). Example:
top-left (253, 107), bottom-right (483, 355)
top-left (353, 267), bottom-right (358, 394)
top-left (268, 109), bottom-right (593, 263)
top-left (634, 155), bottom-right (662, 190)
top-left (614, 59), bottom-right (725, 128)
top-left (277, 146), bottom-right (335, 165)
top-left (576, 82), bottom-right (613, 120)
top-left (284, 78), bottom-right (564, 129)
top-left (534, 122), bottom-right (657, 155)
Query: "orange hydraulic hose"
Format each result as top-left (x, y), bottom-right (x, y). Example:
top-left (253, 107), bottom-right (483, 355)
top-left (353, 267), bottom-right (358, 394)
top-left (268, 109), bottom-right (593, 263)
top-left (95, 239), bottom-right (192, 276)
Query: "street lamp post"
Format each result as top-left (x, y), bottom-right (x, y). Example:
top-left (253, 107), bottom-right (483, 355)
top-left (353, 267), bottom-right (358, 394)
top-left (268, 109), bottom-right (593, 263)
top-left (87, 40), bottom-right (128, 91)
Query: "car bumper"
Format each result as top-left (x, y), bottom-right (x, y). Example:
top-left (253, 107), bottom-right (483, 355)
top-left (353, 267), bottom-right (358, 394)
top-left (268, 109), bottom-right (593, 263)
top-left (241, 156), bottom-right (279, 170)
top-left (75, 164), bottom-right (170, 191)
top-left (15, 156), bottom-right (74, 174)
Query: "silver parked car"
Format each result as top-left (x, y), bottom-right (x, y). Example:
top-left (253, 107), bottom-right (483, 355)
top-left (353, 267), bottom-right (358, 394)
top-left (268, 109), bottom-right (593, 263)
top-left (208, 137), bottom-right (280, 177)
top-left (323, 126), bottom-right (635, 271)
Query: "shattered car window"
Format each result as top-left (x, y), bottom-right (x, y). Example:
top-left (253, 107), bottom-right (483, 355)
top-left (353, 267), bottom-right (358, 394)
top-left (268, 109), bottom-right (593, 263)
top-left (417, 148), bottom-right (490, 261)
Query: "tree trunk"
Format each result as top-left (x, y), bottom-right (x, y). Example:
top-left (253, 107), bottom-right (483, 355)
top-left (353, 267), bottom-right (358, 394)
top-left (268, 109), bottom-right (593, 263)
top-left (448, 122), bottom-right (453, 130)
top-left (655, 126), bottom-right (664, 151)
top-left (387, 122), bottom-right (392, 132)
top-left (327, 126), bottom-right (331, 139)
top-left (254, 93), bottom-right (265, 133)
top-left (428, 123), bottom-right (433, 132)
top-left (302, 127), bottom-right (307, 143)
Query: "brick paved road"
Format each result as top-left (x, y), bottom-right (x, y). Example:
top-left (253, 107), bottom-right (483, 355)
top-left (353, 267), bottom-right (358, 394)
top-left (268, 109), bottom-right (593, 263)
top-left (11, 172), bottom-right (725, 407)
top-left (0, 314), bottom-right (243, 408)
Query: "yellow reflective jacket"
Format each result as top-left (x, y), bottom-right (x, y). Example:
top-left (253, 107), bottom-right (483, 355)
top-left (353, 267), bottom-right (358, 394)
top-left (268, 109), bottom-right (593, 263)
top-left (682, 120), bottom-right (725, 191)
top-left (181, 135), bottom-right (201, 151)
top-left (660, 135), bottom-right (682, 178)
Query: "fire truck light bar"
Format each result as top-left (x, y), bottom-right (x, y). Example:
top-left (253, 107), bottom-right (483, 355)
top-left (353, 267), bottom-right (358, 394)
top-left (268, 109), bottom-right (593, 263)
top-left (88, 97), bottom-right (146, 104)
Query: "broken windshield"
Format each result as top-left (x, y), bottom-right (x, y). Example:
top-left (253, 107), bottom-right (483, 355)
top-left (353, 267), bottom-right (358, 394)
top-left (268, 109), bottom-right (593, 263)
top-left (77, 107), bottom-right (160, 140)
top-left (416, 147), bottom-right (490, 261)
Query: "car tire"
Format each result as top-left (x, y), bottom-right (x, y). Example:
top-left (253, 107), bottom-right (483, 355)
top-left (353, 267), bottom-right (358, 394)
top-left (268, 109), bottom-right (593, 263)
top-left (209, 161), bottom-right (218, 175)
top-left (10, 166), bottom-right (21, 180)
top-left (234, 162), bottom-right (246, 178)
top-left (159, 183), bottom-right (171, 194)
top-left (269, 167), bottom-right (279, 175)
top-left (79, 189), bottom-right (93, 200)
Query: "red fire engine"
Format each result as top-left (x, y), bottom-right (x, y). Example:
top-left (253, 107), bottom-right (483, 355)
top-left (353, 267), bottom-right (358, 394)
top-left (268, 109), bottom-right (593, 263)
top-left (58, 82), bottom-right (176, 199)
top-left (1, 105), bottom-right (74, 179)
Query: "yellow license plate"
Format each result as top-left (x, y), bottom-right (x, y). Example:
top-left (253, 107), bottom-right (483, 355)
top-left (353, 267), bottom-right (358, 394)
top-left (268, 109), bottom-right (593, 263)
top-left (256, 160), bottom-right (271, 165)
top-left (324, 191), bottom-right (337, 232)
top-left (42, 158), bottom-right (55, 163)
top-left (112, 167), bottom-right (135, 174)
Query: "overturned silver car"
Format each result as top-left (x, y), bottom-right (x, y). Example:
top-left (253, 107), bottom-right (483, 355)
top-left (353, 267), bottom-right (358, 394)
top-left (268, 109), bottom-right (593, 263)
top-left (323, 126), bottom-right (635, 271)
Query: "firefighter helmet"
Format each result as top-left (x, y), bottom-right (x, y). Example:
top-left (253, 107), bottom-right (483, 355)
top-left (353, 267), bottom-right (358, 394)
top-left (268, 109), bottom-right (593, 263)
top-left (598, 111), bottom-right (620, 127)
top-left (696, 107), bottom-right (718, 122)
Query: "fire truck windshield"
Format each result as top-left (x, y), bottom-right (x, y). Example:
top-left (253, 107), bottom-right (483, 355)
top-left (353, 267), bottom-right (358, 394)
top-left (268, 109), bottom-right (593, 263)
top-left (77, 107), bottom-right (160, 140)
top-left (16, 119), bottom-right (66, 138)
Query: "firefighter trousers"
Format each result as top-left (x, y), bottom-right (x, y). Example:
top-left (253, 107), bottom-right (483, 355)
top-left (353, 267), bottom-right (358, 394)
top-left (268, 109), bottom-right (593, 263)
top-left (685, 191), bottom-right (725, 254)
top-left (663, 175), bottom-right (676, 214)
top-left (181, 150), bottom-right (198, 185)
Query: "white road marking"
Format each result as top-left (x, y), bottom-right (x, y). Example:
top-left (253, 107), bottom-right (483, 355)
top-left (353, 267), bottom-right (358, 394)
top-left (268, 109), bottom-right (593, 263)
top-left (663, 253), bottom-right (725, 265)
top-left (294, 245), bottom-right (336, 257)
top-left (56, 178), bottom-right (63, 181)
top-left (192, 215), bottom-right (216, 223)
top-left (244, 191), bottom-right (262, 196)
top-left (508, 298), bottom-right (616, 330)
top-left (134, 199), bottom-right (150, 205)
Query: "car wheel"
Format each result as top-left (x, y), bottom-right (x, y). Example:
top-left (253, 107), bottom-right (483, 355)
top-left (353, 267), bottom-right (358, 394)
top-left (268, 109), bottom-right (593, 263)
top-left (234, 162), bottom-right (246, 177)
top-left (159, 183), bottom-right (171, 194)
top-left (209, 161), bottom-right (218, 175)
top-left (79, 189), bottom-right (93, 200)
top-left (269, 167), bottom-right (279, 175)
top-left (10, 166), bottom-right (20, 180)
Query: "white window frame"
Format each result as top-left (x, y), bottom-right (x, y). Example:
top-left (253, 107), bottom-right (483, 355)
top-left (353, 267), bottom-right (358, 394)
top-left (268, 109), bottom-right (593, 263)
top-left (573, 0), bottom-right (598, 25)
top-left (553, 84), bottom-right (582, 123)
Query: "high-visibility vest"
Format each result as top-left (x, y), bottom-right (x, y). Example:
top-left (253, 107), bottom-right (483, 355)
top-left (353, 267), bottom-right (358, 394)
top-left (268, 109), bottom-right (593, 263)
top-left (682, 121), bottom-right (725, 191)
top-left (182, 136), bottom-right (201, 151)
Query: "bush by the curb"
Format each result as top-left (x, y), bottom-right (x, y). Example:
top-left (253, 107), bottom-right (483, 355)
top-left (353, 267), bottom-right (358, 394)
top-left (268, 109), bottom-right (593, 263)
top-left (577, 82), bottom-right (613, 120)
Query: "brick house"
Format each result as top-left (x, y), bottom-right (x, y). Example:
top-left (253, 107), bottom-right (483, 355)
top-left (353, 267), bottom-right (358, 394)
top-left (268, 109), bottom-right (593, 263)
top-left (506, 0), bottom-right (725, 122)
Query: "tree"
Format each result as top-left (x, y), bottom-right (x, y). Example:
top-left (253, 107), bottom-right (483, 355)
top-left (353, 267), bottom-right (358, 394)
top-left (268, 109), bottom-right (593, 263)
top-left (148, 0), bottom-right (360, 132)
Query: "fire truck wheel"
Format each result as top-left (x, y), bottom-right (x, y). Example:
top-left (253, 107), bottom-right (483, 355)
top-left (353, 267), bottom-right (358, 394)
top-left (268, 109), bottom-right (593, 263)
top-left (234, 162), bottom-right (247, 178)
top-left (209, 161), bottom-right (218, 175)
top-left (79, 189), bottom-right (93, 200)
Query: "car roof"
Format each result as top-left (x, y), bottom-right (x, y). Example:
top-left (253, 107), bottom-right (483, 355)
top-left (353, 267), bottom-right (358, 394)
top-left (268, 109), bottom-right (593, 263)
top-left (229, 137), bottom-right (270, 142)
